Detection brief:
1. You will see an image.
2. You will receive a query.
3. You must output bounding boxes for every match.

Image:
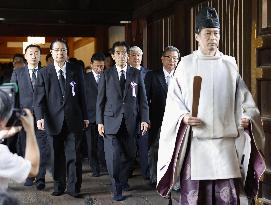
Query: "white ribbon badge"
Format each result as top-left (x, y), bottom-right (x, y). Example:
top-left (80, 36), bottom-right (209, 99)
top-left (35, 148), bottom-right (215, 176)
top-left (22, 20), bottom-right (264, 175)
top-left (70, 81), bottom-right (76, 96)
top-left (130, 81), bottom-right (137, 97)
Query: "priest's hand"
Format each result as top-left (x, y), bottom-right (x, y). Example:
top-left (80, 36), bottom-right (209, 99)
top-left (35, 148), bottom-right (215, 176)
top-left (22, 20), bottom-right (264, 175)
top-left (183, 114), bottom-right (202, 126)
top-left (240, 118), bottom-right (250, 129)
top-left (98, 124), bottom-right (105, 137)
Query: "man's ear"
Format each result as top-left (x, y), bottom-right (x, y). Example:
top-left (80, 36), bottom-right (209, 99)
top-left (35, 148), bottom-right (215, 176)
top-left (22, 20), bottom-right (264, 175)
top-left (111, 53), bottom-right (114, 59)
top-left (195, 33), bottom-right (199, 42)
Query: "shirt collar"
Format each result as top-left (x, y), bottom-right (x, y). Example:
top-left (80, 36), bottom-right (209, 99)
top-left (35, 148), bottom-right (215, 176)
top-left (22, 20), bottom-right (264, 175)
top-left (116, 64), bottom-right (128, 73)
top-left (163, 68), bottom-right (174, 77)
top-left (197, 48), bottom-right (220, 57)
top-left (54, 62), bottom-right (66, 74)
top-left (130, 65), bottom-right (141, 70)
top-left (92, 70), bottom-right (100, 77)
top-left (28, 65), bottom-right (39, 70)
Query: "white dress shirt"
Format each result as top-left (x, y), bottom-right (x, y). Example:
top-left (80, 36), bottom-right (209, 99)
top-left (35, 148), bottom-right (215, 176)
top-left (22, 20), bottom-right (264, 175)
top-left (163, 68), bottom-right (174, 85)
top-left (28, 65), bottom-right (39, 80)
top-left (116, 64), bottom-right (127, 80)
top-left (92, 70), bottom-right (100, 83)
top-left (54, 62), bottom-right (67, 79)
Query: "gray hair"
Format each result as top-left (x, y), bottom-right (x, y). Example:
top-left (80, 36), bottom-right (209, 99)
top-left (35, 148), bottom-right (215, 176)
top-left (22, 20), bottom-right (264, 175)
top-left (129, 46), bottom-right (143, 55)
top-left (162, 46), bottom-right (180, 58)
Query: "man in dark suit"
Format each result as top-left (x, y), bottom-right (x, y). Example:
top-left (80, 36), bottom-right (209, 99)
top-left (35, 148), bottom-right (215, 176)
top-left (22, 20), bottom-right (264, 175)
top-left (34, 39), bottom-right (89, 198)
top-left (10, 44), bottom-right (47, 190)
top-left (96, 41), bottom-right (149, 201)
top-left (128, 46), bottom-right (150, 179)
top-left (84, 52), bottom-right (106, 177)
top-left (144, 46), bottom-right (180, 186)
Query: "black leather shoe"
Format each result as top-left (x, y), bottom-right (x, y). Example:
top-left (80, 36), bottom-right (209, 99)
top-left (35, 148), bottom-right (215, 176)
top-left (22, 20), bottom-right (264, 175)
top-left (24, 177), bottom-right (34, 186)
top-left (36, 182), bottom-right (45, 190)
top-left (51, 191), bottom-right (64, 196)
top-left (35, 179), bottom-right (45, 190)
top-left (66, 191), bottom-right (80, 198)
top-left (122, 183), bottom-right (130, 191)
top-left (92, 172), bottom-right (100, 177)
top-left (112, 194), bottom-right (125, 201)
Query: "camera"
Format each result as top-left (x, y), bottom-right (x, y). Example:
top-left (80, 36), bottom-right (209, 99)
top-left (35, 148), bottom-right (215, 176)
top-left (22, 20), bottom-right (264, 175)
top-left (0, 83), bottom-right (26, 126)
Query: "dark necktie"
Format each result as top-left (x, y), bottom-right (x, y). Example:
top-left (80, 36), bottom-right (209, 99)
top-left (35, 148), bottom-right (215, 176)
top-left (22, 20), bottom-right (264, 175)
top-left (31, 69), bottom-right (37, 87)
top-left (120, 70), bottom-right (126, 96)
top-left (59, 69), bottom-right (66, 97)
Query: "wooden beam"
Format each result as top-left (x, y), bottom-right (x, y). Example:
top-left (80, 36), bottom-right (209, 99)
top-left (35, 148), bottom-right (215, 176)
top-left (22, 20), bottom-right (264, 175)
top-left (0, 37), bottom-right (27, 42)
top-left (73, 38), bottom-right (95, 50)
top-left (0, 47), bottom-right (50, 57)
top-left (0, 24), bottom-right (97, 36)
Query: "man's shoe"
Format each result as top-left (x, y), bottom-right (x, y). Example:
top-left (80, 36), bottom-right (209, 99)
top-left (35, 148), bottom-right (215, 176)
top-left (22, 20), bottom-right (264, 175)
top-left (149, 181), bottom-right (157, 189)
top-left (24, 178), bottom-right (34, 186)
top-left (51, 191), bottom-right (65, 196)
top-left (36, 179), bottom-right (45, 190)
top-left (92, 172), bottom-right (100, 177)
top-left (112, 194), bottom-right (125, 201)
top-left (66, 191), bottom-right (80, 198)
top-left (36, 182), bottom-right (45, 190)
top-left (122, 183), bottom-right (130, 191)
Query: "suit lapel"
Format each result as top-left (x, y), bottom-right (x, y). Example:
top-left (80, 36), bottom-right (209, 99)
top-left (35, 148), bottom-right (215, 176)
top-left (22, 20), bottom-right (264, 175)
top-left (123, 66), bottom-right (133, 98)
top-left (48, 65), bottom-right (62, 97)
top-left (24, 67), bottom-right (33, 91)
top-left (90, 72), bottom-right (98, 90)
top-left (64, 63), bottom-right (73, 102)
top-left (112, 66), bottom-right (122, 97)
top-left (157, 69), bottom-right (168, 94)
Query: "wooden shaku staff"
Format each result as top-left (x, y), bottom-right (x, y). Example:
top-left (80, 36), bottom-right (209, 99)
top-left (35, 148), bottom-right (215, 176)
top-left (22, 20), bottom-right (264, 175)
top-left (192, 76), bottom-right (202, 117)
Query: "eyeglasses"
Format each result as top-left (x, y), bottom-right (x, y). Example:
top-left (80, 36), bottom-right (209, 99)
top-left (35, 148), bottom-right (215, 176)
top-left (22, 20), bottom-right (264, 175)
top-left (163, 55), bottom-right (179, 61)
top-left (51, 48), bottom-right (67, 53)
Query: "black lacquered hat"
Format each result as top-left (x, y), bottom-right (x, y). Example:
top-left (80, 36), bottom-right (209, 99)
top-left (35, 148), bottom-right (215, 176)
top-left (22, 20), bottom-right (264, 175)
top-left (195, 7), bottom-right (220, 33)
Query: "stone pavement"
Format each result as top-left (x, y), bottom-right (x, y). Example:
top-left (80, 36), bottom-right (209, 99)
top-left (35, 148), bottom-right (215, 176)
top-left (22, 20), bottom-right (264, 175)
top-left (8, 161), bottom-right (179, 205)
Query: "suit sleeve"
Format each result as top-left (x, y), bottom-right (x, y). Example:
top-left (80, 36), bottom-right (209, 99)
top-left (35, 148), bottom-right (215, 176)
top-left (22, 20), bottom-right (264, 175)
top-left (33, 70), bottom-right (46, 120)
top-left (138, 72), bottom-right (149, 123)
top-left (96, 72), bottom-right (106, 124)
top-left (144, 71), bottom-right (152, 105)
top-left (10, 70), bottom-right (17, 84)
top-left (10, 70), bottom-right (20, 108)
top-left (77, 66), bottom-right (88, 120)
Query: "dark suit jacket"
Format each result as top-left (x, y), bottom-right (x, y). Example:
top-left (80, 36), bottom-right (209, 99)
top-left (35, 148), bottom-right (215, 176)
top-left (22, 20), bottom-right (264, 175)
top-left (144, 69), bottom-right (168, 144)
top-left (139, 66), bottom-right (149, 80)
top-left (10, 66), bottom-right (42, 112)
top-left (84, 71), bottom-right (98, 123)
top-left (96, 65), bottom-right (149, 138)
top-left (34, 62), bottom-right (88, 135)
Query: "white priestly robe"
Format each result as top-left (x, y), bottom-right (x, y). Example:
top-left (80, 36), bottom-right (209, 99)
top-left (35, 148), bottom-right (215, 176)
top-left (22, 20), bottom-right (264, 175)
top-left (157, 49), bottom-right (265, 185)
top-left (183, 50), bottom-right (241, 179)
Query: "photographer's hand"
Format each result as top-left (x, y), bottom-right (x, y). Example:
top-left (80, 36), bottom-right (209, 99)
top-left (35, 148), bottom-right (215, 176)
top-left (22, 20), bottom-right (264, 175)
top-left (37, 119), bottom-right (45, 130)
top-left (0, 126), bottom-right (22, 140)
top-left (20, 109), bottom-right (35, 133)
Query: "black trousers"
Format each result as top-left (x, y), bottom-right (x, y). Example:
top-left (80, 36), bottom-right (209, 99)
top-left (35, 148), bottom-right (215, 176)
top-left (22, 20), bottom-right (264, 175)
top-left (17, 127), bottom-right (48, 182)
top-left (49, 121), bottom-right (82, 193)
top-left (85, 123), bottom-right (106, 174)
top-left (136, 132), bottom-right (149, 179)
top-left (104, 119), bottom-right (137, 194)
